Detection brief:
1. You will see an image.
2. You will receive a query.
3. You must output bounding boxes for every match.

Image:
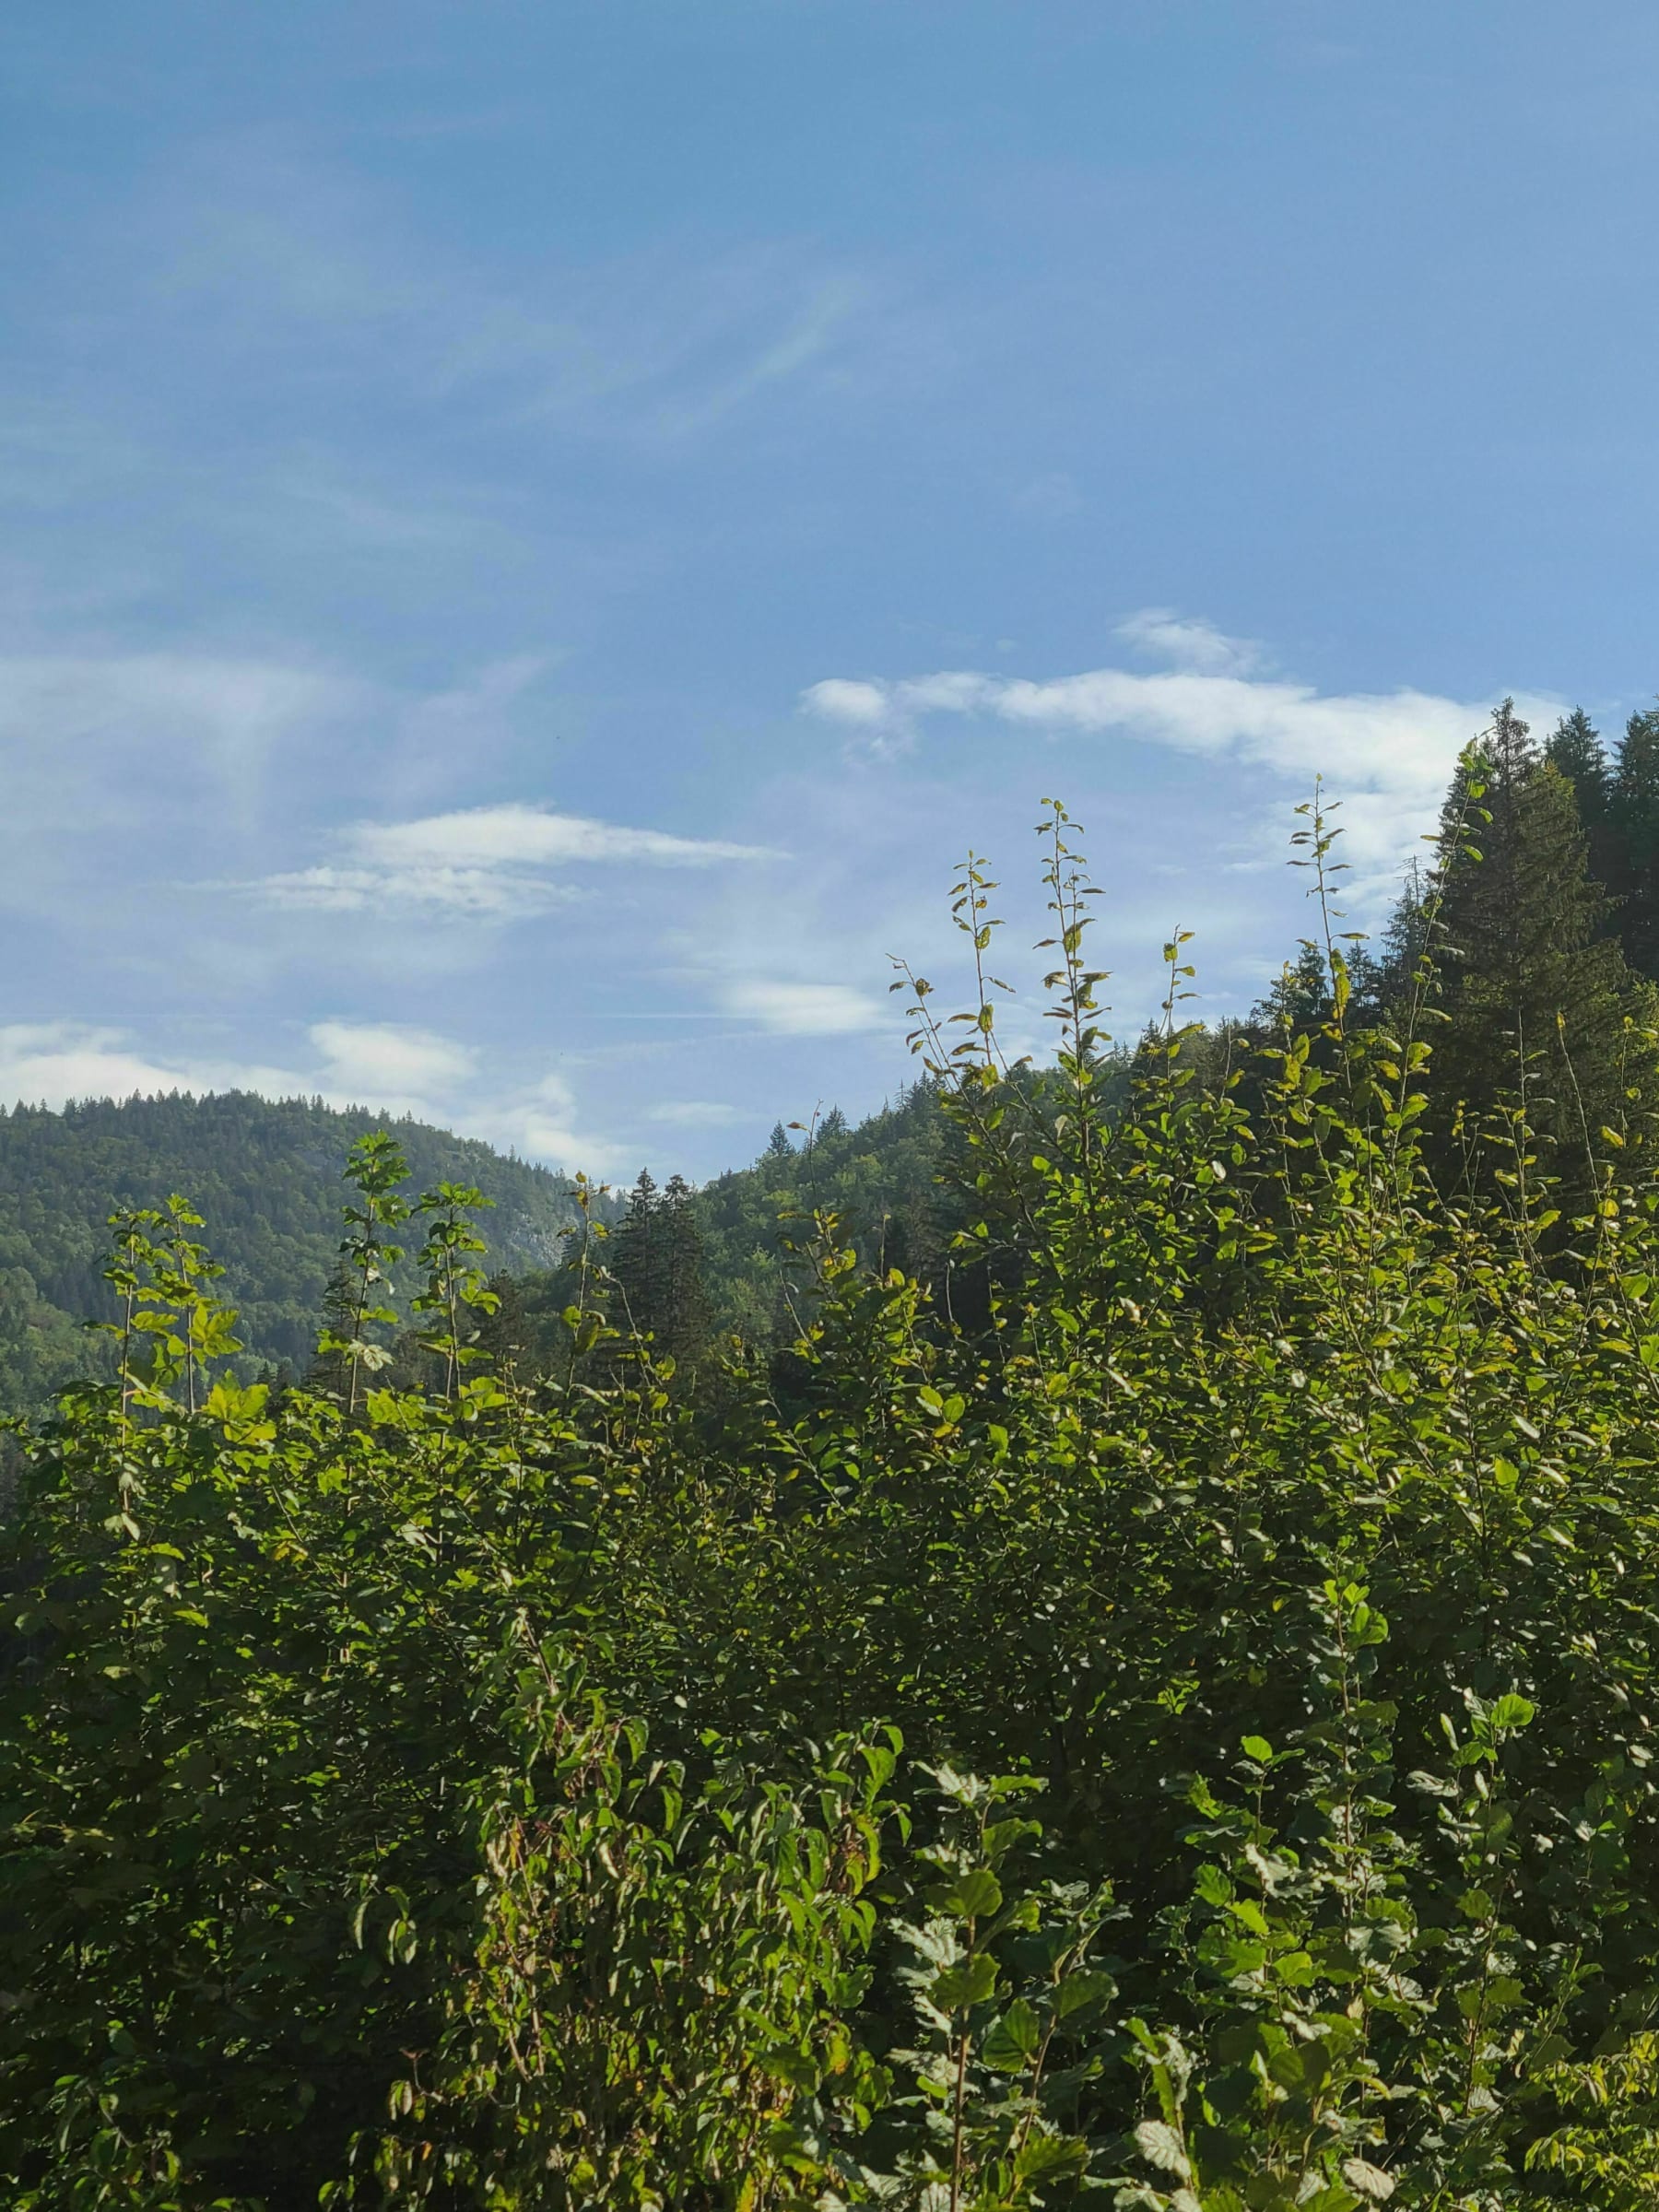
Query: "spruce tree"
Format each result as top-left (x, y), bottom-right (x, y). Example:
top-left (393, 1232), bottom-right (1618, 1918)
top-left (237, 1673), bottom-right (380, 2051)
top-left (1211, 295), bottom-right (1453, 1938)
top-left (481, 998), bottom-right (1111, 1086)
top-left (1545, 708), bottom-right (1618, 908)
top-left (1430, 700), bottom-right (1648, 1186)
top-left (606, 1169), bottom-right (710, 1367)
top-left (1612, 706), bottom-right (1659, 980)
top-left (764, 1122), bottom-right (793, 1161)
top-left (1253, 942), bottom-right (1332, 1031)
top-left (1369, 859), bottom-right (1433, 1006)
top-left (1546, 706), bottom-right (1610, 816)
top-left (608, 1170), bottom-right (662, 1338)
top-left (657, 1173), bottom-right (712, 1365)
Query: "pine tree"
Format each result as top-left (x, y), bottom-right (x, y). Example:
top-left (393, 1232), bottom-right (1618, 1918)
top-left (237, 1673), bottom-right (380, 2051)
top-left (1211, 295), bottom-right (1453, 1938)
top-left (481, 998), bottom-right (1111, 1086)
top-left (1612, 706), bottom-right (1659, 980)
top-left (1429, 700), bottom-right (1648, 1185)
top-left (764, 1122), bottom-right (793, 1161)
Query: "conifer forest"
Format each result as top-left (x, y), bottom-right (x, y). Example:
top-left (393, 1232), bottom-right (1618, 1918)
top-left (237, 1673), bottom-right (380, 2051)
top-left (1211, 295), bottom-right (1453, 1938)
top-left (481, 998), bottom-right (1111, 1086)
top-left (15, 707), bottom-right (1659, 2206)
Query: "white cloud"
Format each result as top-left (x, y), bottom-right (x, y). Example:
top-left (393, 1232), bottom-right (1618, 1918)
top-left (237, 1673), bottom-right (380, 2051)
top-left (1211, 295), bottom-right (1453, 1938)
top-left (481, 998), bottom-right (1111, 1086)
top-left (468, 1073), bottom-right (619, 1175)
top-left (354, 805), bottom-right (773, 869)
top-left (1112, 608), bottom-right (1262, 676)
top-left (0, 1017), bottom-right (475, 1124)
top-left (724, 981), bottom-right (887, 1034)
top-left (800, 677), bottom-right (890, 727)
top-left (248, 802), bottom-right (782, 916)
top-left (0, 1023), bottom-right (312, 1112)
top-left (801, 639), bottom-right (1539, 890)
top-left (0, 1019), bottom-right (617, 1175)
top-left (308, 1020), bottom-right (477, 1114)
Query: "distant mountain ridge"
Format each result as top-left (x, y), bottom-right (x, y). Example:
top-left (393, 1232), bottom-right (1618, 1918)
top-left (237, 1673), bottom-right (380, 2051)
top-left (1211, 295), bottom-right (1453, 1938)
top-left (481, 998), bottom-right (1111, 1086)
top-left (0, 1090), bottom-right (600, 1406)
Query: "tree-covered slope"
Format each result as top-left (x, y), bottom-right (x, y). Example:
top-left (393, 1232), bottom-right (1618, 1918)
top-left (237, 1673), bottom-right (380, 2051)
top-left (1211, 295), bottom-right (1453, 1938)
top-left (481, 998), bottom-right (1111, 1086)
top-left (0, 1091), bottom-right (595, 1403)
top-left (693, 1086), bottom-right (965, 1341)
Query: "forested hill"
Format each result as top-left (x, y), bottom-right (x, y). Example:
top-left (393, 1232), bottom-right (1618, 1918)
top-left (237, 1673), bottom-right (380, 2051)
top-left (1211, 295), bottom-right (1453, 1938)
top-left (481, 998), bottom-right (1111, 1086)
top-left (0, 1091), bottom-right (593, 1405)
top-left (6, 697), bottom-right (1657, 1412)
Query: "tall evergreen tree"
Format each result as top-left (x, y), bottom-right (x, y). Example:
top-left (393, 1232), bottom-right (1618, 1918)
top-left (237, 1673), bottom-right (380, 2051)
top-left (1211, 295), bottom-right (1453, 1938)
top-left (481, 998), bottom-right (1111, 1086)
top-left (1371, 858), bottom-right (1433, 1003)
top-left (656, 1173), bottom-right (712, 1365)
top-left (1612, 705), bottom-right (1659, 980)
top-left (606, 1168), bottom-right (711, 1368)
top-left (1545, 707), bottom-right (1618, 910)
top-left (1545, 706), bottom-right (1610, 819)
top-left (608, 1169), bottom-right (662, 1338)
top-left (1253, 942), bottom-right (1332, 1031)
top-left (1429, 700), bottom-right (1649, 1185)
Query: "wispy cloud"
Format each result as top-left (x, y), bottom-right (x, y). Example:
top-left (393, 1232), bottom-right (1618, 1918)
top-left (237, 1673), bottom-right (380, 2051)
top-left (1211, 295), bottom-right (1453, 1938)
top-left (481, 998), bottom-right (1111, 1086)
top-left (722, 980), bottom-right (887, 1034)
top-left (248, 802), bottom-right (782, 917)
top-left (137, 143), bottom-right (875, 452)
top-left (0, 650), bottom-right (361, 851)
top-left (1011, 471), bottom-right (1084, 521)
top-left (1112, 607), bottom-right (1262, 676)
top-left (801, 625), bottom-right (1535, 887)
top-left (0, 648), bottom-right (570, 862)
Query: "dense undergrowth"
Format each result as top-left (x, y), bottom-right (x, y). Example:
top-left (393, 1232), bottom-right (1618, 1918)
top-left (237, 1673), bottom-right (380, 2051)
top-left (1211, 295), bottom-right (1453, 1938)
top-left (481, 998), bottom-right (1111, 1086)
top-left (9, 797), bottom-right (1659, 2207)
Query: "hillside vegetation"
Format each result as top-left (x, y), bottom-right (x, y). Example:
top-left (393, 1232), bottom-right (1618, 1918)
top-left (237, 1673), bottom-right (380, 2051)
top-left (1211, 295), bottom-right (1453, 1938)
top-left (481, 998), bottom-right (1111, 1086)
top-left (13, 725), bottom-right (1659, 2205)
top-left (0, 1092), bottom-right (598, 1406)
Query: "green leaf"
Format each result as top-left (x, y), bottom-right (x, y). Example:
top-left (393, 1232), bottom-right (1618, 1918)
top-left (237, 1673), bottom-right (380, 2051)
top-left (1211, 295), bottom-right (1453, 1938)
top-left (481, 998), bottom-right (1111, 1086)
top-left (1013, 2132), bottom-right (1089, 2183)
top-left (1342, 2160), bottom-right (1395, 2202)
top-left (1135, 2120), bottom-right (1192, 2180)
top-left (1055, 1968), bottom-right (1117, 2020)
top-left (932, 1951), bottom-right (998, 2010)
top-left (982, 1996), bottom-right (1041, 2069)
top-left (1489, 1693), bottom-right (1535, 1733)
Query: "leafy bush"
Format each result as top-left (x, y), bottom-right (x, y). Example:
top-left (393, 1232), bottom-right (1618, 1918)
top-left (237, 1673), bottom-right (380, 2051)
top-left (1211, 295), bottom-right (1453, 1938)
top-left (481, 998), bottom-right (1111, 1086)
top-left (7, 795), bottom-right (1659, 2206)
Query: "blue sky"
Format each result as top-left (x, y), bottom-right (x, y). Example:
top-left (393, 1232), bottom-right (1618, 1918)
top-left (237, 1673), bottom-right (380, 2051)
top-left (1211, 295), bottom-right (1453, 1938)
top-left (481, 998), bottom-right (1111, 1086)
top-left (5, 0), bottom-right (1658, 1179)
